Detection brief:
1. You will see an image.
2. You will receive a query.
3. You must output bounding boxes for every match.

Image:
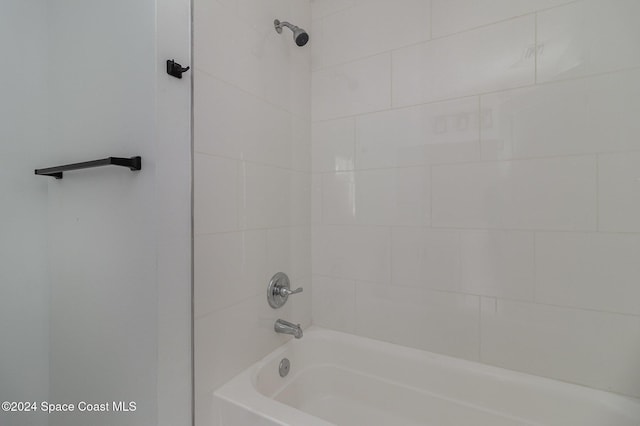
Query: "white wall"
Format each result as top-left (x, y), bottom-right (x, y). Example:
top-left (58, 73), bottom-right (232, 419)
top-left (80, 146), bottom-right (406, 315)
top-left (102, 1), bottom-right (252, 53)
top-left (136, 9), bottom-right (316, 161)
top-left (0, 2), bottom-right (50, 425)
top-left (192, 0), bottom-right (312, 424)
top-left (311, 0), bottom-right (640, 398)
top-left (0, 1), bottom-right (191, 426)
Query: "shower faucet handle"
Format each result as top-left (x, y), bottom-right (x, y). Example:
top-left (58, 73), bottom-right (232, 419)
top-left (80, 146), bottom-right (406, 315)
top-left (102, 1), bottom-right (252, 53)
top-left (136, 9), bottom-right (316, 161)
top-left (279, 286), bottom-right (303, 297)
top-left (267, 272), bottom-right (302, 309)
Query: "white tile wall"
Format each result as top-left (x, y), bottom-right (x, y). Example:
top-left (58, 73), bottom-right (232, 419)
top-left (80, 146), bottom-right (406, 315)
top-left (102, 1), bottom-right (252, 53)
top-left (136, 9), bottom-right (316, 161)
top-left (311, 0), bottom-right (354, 21)
top-left (598, 152), bottom-right (640, 233)
top-left (431, 156), bottom-right (597, 230)
top-left (391, 228), bottom-right (460, 291)
top-left (322, 167), bottom-right (430, 226)
top-left (194, 1), bottom-right (311, 425)
top-left (536, 232), bottom-right (640, 315)
top-left (311, 0), bottom-right (640, 398)
top-left (480, 70), bottom-right (640, 160)
top-left (194, 71), bottom-right (293, 168)
top-left (194, 231), bottom-right (268, 317)
top-left (356, 283), bottom-right (480, 360)
top-left (312, 275), bottom-right (357, 332)
top-left (242, 162), bottom-right (292, 229)
top-left (267, 226), bottom-right (312, 282)
top-left (392, 16), bottom-right (535, 106)
top-left (195, 0), bottom-right (304, 112)
top-left (459, 230), bottom-right (535, 301)
top-left (312, 117), bottom-right (355, 172)
top-left (194, 154), bottom-right (239, 234)
top-left (537, 0), bottom-right (640, 83)
top-left (431, 0), bottom-right (573, 38)
top-left (356, 97), bottom-right (481, 169)
top-left (314, 0), bottom-right (431, 69)
top-left (481, 298), bottom-right (640, 397)
top-left (312, 53), bottom-right (391, 120)
top-left (312, 225), bottom-right (390, 283)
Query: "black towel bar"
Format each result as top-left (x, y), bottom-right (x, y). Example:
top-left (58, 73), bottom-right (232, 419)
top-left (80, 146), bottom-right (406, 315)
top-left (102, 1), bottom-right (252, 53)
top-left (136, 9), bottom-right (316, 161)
top-left (35, 156), bottom-right (141, 179)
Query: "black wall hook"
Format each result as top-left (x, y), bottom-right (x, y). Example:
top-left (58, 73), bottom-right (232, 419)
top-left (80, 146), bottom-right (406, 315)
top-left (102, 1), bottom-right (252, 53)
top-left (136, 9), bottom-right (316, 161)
top-left (167, 59), bottom-right (190, 79)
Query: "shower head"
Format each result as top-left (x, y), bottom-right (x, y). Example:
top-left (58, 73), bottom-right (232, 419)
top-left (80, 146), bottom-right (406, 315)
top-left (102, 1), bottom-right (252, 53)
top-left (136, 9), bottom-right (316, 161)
top-left (274, 19), bottom-right (309, 47)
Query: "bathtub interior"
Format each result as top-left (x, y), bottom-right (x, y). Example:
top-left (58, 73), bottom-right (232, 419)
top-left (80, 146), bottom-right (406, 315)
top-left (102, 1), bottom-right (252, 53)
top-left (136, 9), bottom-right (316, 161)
top-left (217, 327), bottom-right (640, 426)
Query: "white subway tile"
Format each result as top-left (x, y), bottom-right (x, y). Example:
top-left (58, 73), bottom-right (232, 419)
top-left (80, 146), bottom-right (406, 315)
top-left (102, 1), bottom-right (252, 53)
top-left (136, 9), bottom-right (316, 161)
top-left (291, 117), bottom-right (312, 172)
top-left (460, 230), bottom-right (534, 301)
top-left (311, 173), bottom-right (323, 224)
top-left (536, 232), bottom-right (640, 315)
top-left (431, 0), bottom-right (572, 38)
top-left (194, 231), bottom-right (268, 317)
top-left (194, 72), bottom-right (293, 168)
top-left (267, 226), bottom-right (311, 283)
top-left (241, 162), bottom-right (291, 229)
top-left (481, 299), bottom-right (640, 398)
top-left (481, 70), bottom-right (640, 160)
top-left (312, 53), bottom-right (391, 120)
top-left (393, 16), bottom-right (535, 107)
top-left (194, 154), bottom-right (239, 234)
top-left (598, 152), bottom-right (640, 233)
top-left (317, 0), bottom-right (430, 68)
top-left (312, 275), bottom-right (356, 333)
top-left (322, 171), bottom-right (357, 224)
top-left (289, 170), bottom-right (312, 226)
top-left (288, 275), bottom-right (313, 329)
top-left (356, 98), bottom-right (481, 169)
top-left (287, 30), bottom-right (313, 119)
top-left (432, 156), bottom-right (597, 230)
top-left (194, 0), bottom-right (296, 111)
top-left (310, 17), bottom-right (325, 70)
top-left (356, 283), bottom-right (480, 360)
top-left (236, 0), bottom-right (290, 33)
top-left (537, 0), bottom-right (640, 83)
top-left (391, 228), bottom-right (460, 291)
top-left (312, 225), bottom-right (390, 283)
top-left (194, 294), bottom-right (292, 394)
top-left (194, 71), bottom-right (241, 159)
top-left (311, 0), bottom-right (355, 21)
top-left (312, 118), bottom-right (355, 172)
top-left (322, 168), bottom-right (430, 226)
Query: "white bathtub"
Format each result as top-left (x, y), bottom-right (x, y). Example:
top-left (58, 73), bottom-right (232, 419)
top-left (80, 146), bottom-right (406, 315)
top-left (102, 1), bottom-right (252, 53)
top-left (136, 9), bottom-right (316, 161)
top-left (214, 327), bottom-right (640, 426)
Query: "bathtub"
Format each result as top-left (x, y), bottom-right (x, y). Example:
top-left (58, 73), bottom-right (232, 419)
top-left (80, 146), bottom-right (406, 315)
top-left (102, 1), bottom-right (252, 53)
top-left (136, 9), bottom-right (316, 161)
top-left (214, 327), bottom-right (640, 426)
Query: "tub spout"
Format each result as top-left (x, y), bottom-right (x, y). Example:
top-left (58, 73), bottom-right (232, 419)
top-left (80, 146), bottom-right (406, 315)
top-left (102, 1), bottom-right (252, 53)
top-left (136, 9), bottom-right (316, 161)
top-left (274, 319), bottom-right (303, 339)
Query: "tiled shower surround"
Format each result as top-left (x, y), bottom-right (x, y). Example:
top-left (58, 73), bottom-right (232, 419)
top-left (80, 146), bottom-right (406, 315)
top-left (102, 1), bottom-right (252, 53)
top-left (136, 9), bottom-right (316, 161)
top-left (193, 0), bottom-right (312, 424)
top-left (195, 0), bottom-right (640, 424)
top-left (311, 0), bottom-right (640, 398)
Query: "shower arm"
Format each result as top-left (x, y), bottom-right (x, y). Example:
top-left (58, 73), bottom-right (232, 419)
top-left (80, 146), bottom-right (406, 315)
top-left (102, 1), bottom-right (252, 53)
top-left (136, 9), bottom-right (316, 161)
top-left (274, 20), bottom-right (297, 33)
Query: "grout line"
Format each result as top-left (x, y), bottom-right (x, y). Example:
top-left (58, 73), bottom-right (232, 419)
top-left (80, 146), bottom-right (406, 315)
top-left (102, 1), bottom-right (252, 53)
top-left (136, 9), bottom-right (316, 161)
top-left (303, 223), bottom-right (640, 236)
top-left (199, 147), bottom-right (623, 174)
top-left (389, 50), bottom-right (394, 109)
top-left (315, 150), bottom-right (640, 172)
top-left (311, 65), bottom-right (640, 124)
top-left (388, 225), bottom-right (393, 288)
top-left (478, 296), bottom-right (482, 361)
top-left (428, 164), bottom-right (433, 226)
top-left (534, 12), bottom-right (538, 84)
top-left (319, 170), bottom-right (324, 225)
top-left (351, 115), bottom-right (358, 172)
top-left (477, 96), bottom-right (483, 159)
top-left (311, 273), bottom-right (640, 319)
top-left (311, 2), bottom-right (357, 21)
top-left (429, 0), bottom-right (433, 40)
top-left (596, 154), bottom-right (600, 231)
top-left (310, 1), bottom-right (581, 73)
top-left (195, 224), bottom-right (311, 238)
top-left (194, 150), bottom-right (312, 174)
top-left (195, 67), bottom-right (311, 121)
top-left (532, 231), bottom-right (538, 302)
